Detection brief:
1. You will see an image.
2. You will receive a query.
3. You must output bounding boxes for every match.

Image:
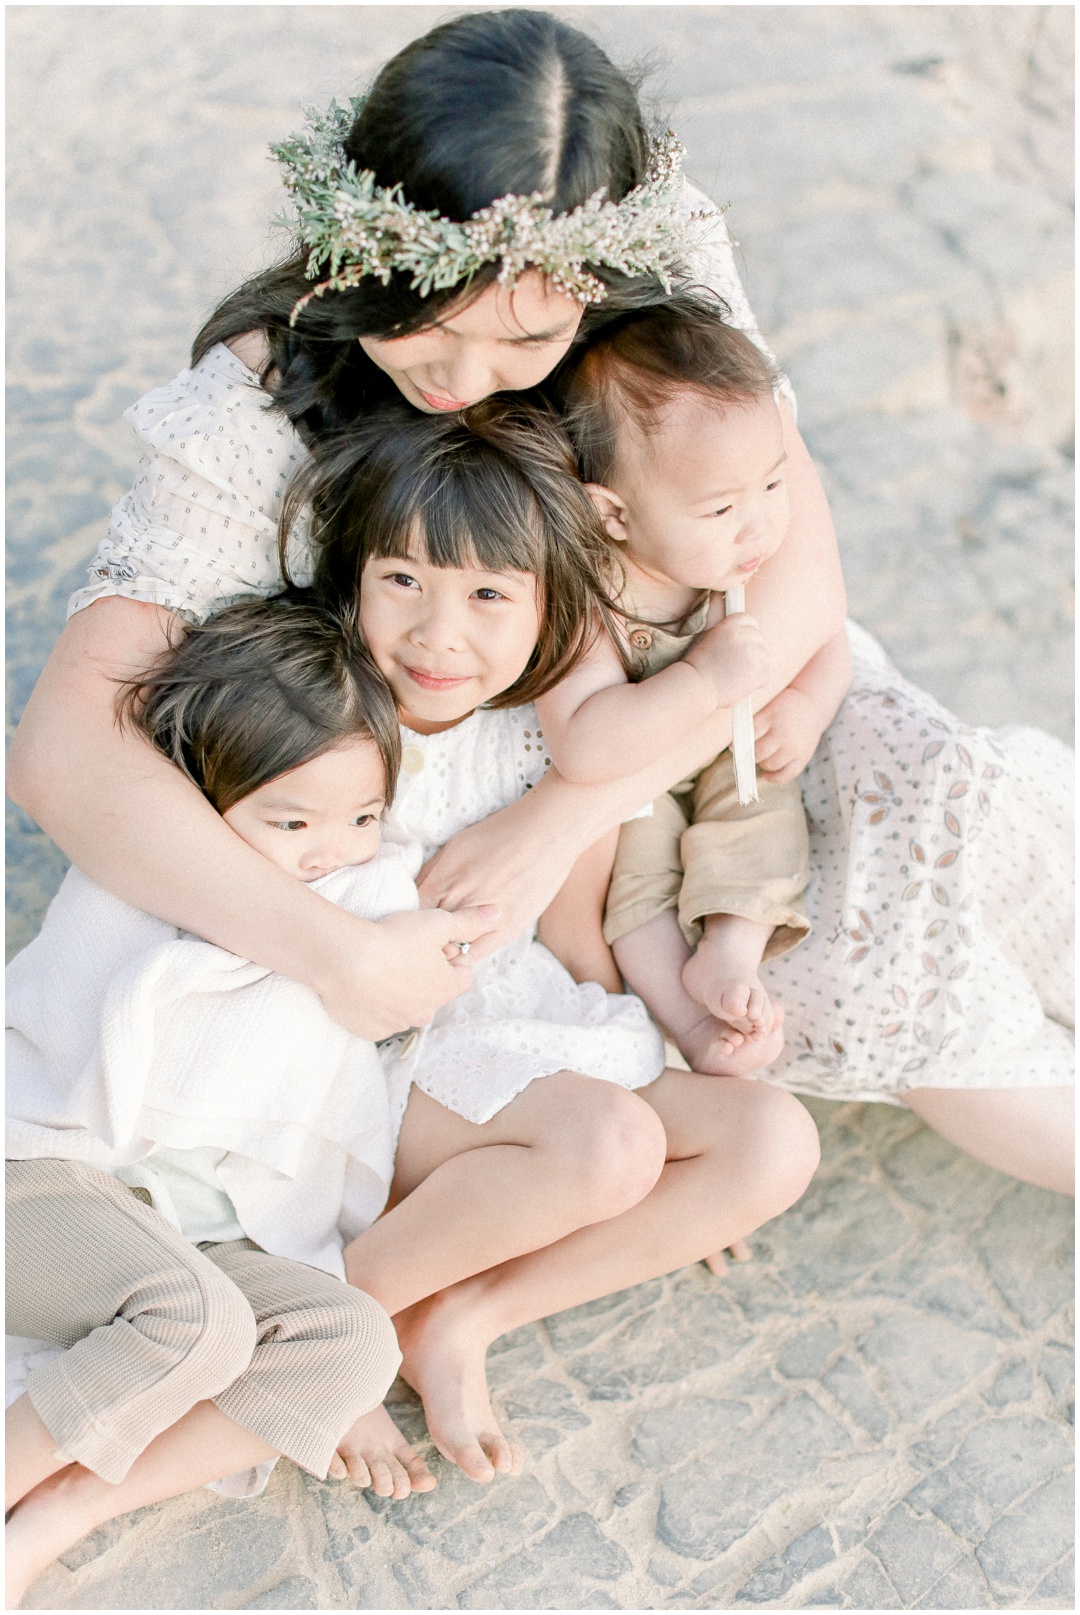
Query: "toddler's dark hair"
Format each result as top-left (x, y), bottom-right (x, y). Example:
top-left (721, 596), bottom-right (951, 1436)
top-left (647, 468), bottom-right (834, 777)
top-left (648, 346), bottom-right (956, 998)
top-left (120, 592), bottom-right (401, 814)
top-left (282, 395), bottom-right (623, 707)
top-left (559, 291), bottom-right (779, 485)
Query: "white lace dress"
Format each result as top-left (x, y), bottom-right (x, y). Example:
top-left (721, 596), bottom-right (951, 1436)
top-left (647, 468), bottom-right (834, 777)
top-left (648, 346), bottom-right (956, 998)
top-left (66, 204), bottom-right (1073, 1106)
top-left (379, 709), bottom-right (667, 1123)
top-left (759, 624), bottom-right (1073, 1105)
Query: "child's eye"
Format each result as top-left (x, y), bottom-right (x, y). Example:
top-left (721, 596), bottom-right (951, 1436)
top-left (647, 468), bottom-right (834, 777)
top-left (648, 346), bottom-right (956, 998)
top-left (352, 814), bottom-right (377, 828)
top-left (765, 478), bottom-right (783, 492)
top-left (388, 571), bottom-right (420, 589)
top-left (269, 820), bottom-right (307, 832)
top-left (473, 587), bottom-right (504, 601)
top-left (705, 504), bottom-right (732, 519)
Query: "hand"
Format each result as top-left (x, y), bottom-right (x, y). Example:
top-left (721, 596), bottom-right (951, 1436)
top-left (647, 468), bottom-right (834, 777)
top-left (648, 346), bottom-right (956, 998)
top-left (419, 784), bottom-right (588, 956)
top-left (754, 687), bottom-right (825, 782)
top-left (685, 613), bottom-right (769, 708)
top-left (317, 904), bottom-right (499, 1040)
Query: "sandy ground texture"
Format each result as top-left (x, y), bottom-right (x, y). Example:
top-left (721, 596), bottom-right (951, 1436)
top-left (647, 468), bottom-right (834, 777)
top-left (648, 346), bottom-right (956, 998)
top-left (5, 5), bottom-right (1074, 1610)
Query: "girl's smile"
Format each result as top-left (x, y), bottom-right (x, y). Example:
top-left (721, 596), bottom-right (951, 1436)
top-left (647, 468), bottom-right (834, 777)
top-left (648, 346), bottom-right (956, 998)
top-left (359, 546), bottom-right (542, 734)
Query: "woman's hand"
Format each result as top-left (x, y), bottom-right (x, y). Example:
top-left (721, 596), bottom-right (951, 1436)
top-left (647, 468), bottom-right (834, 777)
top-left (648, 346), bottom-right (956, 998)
top-left (8, 596), bottom-right (499, 1039)
top-left (318, 904), bottom-right (499, 1040)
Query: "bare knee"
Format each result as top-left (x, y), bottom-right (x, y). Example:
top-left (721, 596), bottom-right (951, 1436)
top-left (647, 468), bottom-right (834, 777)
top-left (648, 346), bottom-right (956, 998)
top-left (545, 1078), bottom-right (667, 1220)
top-left (706, 1084), bottom-right (819, 1228)
top-left (745, 1086), bottom-right (820, 1219)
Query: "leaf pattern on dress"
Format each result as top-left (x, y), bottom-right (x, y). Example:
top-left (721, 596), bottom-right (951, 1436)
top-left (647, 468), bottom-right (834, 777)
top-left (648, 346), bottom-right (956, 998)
top-left (751, 629), bottom-right (1072, 1103)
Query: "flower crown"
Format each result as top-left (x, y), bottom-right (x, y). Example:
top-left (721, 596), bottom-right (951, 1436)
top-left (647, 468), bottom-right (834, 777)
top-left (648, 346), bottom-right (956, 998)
top-left (271, 95), bottom-right (705, 317)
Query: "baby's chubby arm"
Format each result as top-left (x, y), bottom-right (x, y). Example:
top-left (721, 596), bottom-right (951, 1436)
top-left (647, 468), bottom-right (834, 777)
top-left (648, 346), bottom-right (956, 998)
top-left (754, 626), bottom-right (852, 782)
top-left (535, 612), bottom-right (769, 786)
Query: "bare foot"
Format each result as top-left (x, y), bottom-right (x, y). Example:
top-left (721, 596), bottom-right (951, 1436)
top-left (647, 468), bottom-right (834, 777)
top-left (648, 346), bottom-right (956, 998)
top-left (330, 1402), bottom-right (436, 1498)
top-left (395, 1292), bottom-right (524, 1485)
top-left (703, 1236), bottom-right (753, 1275)
top-left (682, 950), bottom-right (774, 1038)
top-left (680, 1006), bottom-right (785, 1077)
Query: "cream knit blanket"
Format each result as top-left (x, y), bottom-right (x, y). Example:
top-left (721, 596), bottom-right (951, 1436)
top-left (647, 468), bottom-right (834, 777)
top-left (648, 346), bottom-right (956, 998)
top-left (6, 852), bottom-right (421, 1278)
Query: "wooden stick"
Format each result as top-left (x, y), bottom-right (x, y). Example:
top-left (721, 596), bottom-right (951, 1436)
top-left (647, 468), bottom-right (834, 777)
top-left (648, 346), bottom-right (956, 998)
top-left (724, 585), bottom-right (759, 805)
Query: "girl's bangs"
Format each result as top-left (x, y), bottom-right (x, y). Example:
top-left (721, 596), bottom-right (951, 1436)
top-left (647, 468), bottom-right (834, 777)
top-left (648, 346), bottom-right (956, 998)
top-left (369, 460), bottom-right (544, 578)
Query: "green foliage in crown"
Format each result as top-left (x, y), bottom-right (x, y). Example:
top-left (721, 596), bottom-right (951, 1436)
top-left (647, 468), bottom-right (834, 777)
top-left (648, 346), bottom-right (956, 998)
top-left (271, 95), bottom-right (711, 317)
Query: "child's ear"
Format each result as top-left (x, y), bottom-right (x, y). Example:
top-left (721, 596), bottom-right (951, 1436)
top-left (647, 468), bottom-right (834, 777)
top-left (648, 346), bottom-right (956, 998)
top-left (584, 483), bottom-right (630, 544)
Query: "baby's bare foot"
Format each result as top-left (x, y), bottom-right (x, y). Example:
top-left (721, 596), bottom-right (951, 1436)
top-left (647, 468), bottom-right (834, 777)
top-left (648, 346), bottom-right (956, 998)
top-left (395, 1293), bottom-right (524, 1486)
top-left (680, 1006), bottom-right (785, 1077)
top-left (682, 951), bottom-right (774, 1037)
top-left (330, 1403), bottom-right (436, 1498)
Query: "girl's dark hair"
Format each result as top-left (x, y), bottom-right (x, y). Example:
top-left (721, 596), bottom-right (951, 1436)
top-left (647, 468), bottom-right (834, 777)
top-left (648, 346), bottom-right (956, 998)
top-left (120, 592), bottom-right (401, 814)
top-left (559, 291), bottom-right (779, 485)
top-left (193, 9), bottom-right (670, 440)
top-left (284, 396), bottom-right (622, 707)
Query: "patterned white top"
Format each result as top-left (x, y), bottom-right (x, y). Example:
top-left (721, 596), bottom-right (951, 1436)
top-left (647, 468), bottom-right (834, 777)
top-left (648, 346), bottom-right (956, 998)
top-left (67, 189), bottom-right (785, 624)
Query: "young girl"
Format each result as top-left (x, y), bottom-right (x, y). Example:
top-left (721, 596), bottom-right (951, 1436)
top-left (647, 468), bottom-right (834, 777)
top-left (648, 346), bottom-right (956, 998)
top-left (294, 395), bottom-right (822, 1491)
top-left (5, 581), bottom-right (671, 1605)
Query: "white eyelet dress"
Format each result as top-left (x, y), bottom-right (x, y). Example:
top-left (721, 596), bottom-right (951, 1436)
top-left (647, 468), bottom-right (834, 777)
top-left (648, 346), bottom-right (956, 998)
top-left (379, 708), bottom-right (667, 1124)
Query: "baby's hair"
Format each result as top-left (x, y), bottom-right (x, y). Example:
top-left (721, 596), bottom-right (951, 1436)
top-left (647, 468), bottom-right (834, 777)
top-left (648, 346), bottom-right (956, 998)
top-left (120, 591), bottom-right (401, 814)
top-left (282, 396), bottom-right (622, 708)
top-left (559, 291), bottom-right (780, 486)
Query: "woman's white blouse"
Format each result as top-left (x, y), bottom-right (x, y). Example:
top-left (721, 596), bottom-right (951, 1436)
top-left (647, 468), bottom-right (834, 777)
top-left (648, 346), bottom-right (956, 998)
top-left (67, 192), bottom-right (786, 625)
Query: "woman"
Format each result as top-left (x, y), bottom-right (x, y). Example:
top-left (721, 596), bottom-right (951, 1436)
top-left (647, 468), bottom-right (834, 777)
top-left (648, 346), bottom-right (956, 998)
top-left (8, 5), bottom-right (1071, 1482)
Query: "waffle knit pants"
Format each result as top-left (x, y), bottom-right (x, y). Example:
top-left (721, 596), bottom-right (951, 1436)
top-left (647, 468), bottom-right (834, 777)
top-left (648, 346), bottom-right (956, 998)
top-left (6, 1158), bottom-right (401, 1484)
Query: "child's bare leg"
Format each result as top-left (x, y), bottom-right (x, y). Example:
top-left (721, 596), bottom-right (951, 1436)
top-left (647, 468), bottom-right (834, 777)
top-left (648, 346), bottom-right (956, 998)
top-left (6, 1401), bottom-right (277, 1608)
top-left (904, 1085), bottom-right (1074, 1194)
top-left (344, 1075), bottom-right (666, 1483)
top-left (613, 910), bottom-right (780, 1077)
top-left (538, 828), bottom-right (622, 992)
top-left (682, 912), bottom-right (776, 1035)
top-left (394, 1073), bottom-right (819, 1481)
top-left (346, 1076), bottom-right (667, 1328)
top-left (6, 1395), bottom-right (74, 1512)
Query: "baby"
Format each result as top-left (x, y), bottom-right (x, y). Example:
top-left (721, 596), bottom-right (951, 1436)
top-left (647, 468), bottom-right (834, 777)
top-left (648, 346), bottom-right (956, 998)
top-left (537, 295), bottom-right (852, 1076)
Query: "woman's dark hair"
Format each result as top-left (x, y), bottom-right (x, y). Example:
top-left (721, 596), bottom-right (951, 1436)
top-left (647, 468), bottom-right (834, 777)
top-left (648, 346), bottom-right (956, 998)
top-left (284, 395), bottom-right (623, 707)
top-left (558, 291), bottom-right (779, 485)
top-left (193, 9), bottom-right (670, 440)
top-left (119, 592), bottom-right (401, 814)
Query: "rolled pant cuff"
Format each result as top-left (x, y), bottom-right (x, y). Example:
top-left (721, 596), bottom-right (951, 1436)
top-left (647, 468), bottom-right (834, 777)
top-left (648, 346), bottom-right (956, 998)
top-left (677, 897), bottom-right (811, 956)
top-left (27, 1359), bottom-right (142, 1485)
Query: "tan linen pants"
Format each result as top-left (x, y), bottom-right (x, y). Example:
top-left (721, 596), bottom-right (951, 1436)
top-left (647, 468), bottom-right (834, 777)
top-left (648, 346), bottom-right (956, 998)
top-left (6, 1159), bottom-right (401, 1484)
top-left (604, 750), bottom-right (811, 956)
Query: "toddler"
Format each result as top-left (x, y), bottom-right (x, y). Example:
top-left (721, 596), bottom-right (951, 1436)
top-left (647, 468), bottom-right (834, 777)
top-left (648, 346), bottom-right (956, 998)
top-left (5, 593), bottom-right (422, 1604)
top-left (538, 295), bottom-right (852, 1075)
